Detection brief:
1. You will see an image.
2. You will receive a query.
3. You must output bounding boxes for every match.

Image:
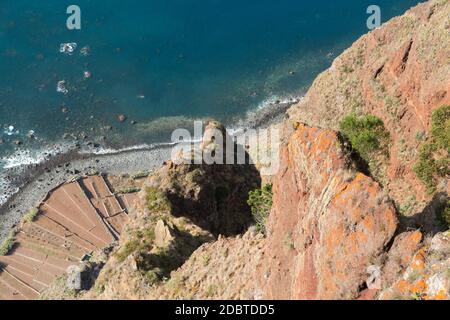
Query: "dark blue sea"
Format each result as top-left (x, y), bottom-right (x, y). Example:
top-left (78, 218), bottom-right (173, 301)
top-left (0, 0), bottom-right (421, 202)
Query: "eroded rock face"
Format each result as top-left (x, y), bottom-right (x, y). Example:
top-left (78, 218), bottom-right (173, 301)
top-left (381, 230), bottom-right (423, 288)
top-left (148, 229), bottom-right (266, 300)
top-left (62, 121), bottom-right (261, 299)
top-left (258, 124), bottom-right (398, 299)
top-left (140, 121), bottom-right (260, 237)
top-left (380, 232), bottom-right (450, 300)
top-left (287, 0), bottom-right (450, 213)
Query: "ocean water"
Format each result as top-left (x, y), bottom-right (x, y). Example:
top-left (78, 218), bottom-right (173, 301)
top-left (0, 0), bottom-right (421, 186)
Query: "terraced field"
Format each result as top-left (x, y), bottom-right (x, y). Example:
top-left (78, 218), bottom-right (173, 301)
top-left (0, 175), bottom-right (137, 300)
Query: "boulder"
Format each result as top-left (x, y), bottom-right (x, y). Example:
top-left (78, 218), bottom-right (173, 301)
top-left (118, 114), bottom-right (127, 123)
top-left (154, 220), bottom-right (175, 248)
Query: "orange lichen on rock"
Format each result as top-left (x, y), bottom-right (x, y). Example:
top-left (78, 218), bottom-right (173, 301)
top-left (258, 124), bottom-right (398, 300)
top-left (380, 232), bottom-right (449, 300)
top-left (411, 249), bottom-right (427, 272)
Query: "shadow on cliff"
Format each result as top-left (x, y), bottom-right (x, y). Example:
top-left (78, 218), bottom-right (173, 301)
top-left (337, 133), bottom-right (372, 177)
top-left (398, 192), bottom-right (449, 237)
top-left (136, 228), bottom-right (211, 279)
top-left (165, 142), bottom-right (261, 237)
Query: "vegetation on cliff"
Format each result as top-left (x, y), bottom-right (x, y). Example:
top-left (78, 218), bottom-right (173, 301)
top-left (339, 114), bottom-right (390, 163)
top-left (0, 229), bottom-right (16, 255)
top-left (23, 207), bottom-right (39, 223)
top-left (247, 184), bottom-right (273, 234)
top-left (414, 105), bottom-right (449, 193)
top-left (145, 186), bottom-right (172, 213)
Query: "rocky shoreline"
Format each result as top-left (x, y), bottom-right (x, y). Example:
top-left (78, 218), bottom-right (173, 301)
top-left (0, 145), bottom-right (171, 242)
top-left (0, 98), bottom-right (296, 242)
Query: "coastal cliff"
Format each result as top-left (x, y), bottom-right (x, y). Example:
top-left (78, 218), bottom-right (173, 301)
top-left (286, 0), bottom-right (450, 215)
top-left (40, 0), bottom-right (449, 300)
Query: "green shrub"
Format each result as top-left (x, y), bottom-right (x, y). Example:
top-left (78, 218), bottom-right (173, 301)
top-left (339, 114), bottom-right (390, 162)
top-left (24, 207), bottom-right (39, 223)
top-left (431, 105), bottom-right (450, 149)
top-left (116, 187), bottom-right (141, 194)
top-left (202, 253), bottom-right (211, 266)
top-left (132, 171), bottom-right (150, 180)
top-left (247, 184), bottom-right (273, 234)
top-left (205, 284), bottom-right (217, 298)
top-left (115, 226), bottom-right (157, 263)
top-left (115, 239), bottom-right (140, 262)
top-left (414, 143), bottom-right (439, 193)
top-left (0, 230), bottom-right (16, 256)
top-left (144, 269), bottom-right (162, 285)
top-left (414, 105), bottom-right (449, 194)
top-left (146, 187), bottom-right (171, 213)
top-left (185, 169), bottom-right (203, 184)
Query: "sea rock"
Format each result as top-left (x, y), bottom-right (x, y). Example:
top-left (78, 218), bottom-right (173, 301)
top-left (66, 266), bottom-right (82, 292)
top-left (118, 114), bottom-right (127, 123)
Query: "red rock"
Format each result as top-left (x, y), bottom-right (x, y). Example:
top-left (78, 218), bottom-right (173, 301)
top-left (382, 230), bottom-right (423, 287)
top-left (258, 124), bottom-right (398, 300)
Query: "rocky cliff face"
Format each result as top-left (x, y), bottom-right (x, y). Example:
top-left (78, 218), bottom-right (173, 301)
top-left (42, 0), bottom-right (449, 300)
top-left (287, 0), bottom-right (450, 216)
top-left (259, 124), bottom-right (398, 299)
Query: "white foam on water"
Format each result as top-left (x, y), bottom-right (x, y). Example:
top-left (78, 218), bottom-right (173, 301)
top-left (255, 94), bottom-right (302, 110)
top-left (80, 139), bottom-right (203, 156)
top-left (3, 125), bottom-right (19, 136)
top-left (59, 42), bottom-right (77, 55)
top-left (229, 93), bottom-right (305, 132)
top-left (0, 179), bottom-right (18, 207)
top-left (1, 150), bottom-right (47, 169)
top-left (80, 143), bottom-right (156, 155)
top-left (0, 141), bottom-right (77, 207)
top-left (0, 142), bottom-right (76, 169)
